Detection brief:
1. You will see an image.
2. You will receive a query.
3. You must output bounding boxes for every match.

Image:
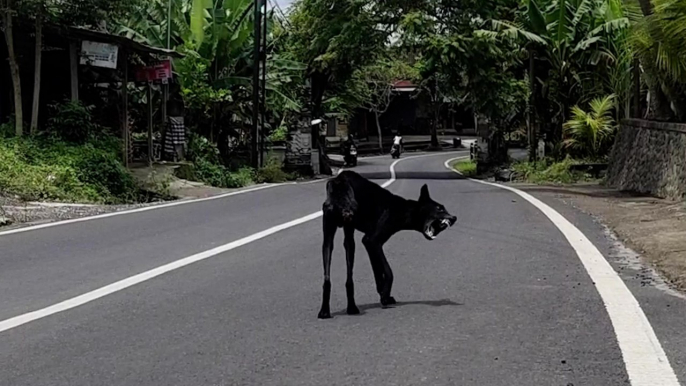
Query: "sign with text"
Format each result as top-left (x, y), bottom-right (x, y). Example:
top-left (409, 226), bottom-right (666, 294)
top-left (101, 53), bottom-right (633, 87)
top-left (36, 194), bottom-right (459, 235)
top-left (80, 41), bottom-right (118, 69)
top-left (135, 60), bottom-right (173, 83)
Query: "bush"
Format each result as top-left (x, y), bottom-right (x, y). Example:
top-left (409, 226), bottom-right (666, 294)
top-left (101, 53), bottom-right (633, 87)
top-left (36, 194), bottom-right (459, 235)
top-left (0, 137), bottom-right (139, 203)
top-left (46, 100), bottom-right (102, 143)
top-left (256, 158), bottom-right (292, 183)
top-left (512, 158), bottom-right (591, 185)
top-left (453, 159), bottom-right (477, 177)
top-left (187, 133), bottom-right (221, 164)
top-left (0, 119), bottom-right (14, 138)
top-left (189, 159), bottom-right (256, 189)
top-left (268, 126), bottom-right (288, 142)
top-left (182, 133), bottom-right (258, 189)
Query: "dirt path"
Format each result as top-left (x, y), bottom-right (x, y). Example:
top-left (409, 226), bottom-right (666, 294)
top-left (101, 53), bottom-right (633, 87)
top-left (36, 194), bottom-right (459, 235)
top-left (516, 183), bottom-right (686, 292)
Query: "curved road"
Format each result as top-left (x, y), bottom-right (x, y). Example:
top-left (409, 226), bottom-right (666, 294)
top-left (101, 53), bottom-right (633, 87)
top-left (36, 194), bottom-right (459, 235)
top-left (0, 152), bottom-right (684, 385)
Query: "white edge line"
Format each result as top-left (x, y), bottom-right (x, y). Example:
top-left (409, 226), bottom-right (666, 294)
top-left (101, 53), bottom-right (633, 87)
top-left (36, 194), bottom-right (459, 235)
top-left (0, 183), bottom-right (288, 237)
top-left (444, 157), bottom-right (680, 386)
top-left (0, 151), bottom-right (465, 333)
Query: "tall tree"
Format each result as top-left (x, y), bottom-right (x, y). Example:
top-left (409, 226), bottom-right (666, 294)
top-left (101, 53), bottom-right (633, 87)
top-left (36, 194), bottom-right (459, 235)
top-left (286, 0), bottom-right (391, 117)
top-left (30, 2), bottom-right (44, 134)
top-left (1, 0), bottom-right (23, 136)
top-left (347, 58), bottom-right (419, 151)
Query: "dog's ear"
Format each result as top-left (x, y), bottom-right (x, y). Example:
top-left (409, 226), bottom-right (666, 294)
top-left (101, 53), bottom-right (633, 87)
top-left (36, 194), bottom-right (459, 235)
top-left (419, 184), bottom-right (431, 202)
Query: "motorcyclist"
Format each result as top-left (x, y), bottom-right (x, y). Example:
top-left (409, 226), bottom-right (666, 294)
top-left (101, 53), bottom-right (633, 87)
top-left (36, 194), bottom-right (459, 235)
top-left (342, 133), bottom-right (357, 165)
top-left (392, 131), bottom-right (403, 155)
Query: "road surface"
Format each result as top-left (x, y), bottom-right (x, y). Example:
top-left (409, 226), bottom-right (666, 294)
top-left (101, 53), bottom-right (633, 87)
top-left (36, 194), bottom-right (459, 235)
top-left (1, 152), bottom-right (685, 385)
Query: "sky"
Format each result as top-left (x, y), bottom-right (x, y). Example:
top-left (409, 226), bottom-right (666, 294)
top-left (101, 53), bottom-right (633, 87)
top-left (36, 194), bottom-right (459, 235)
top-left (274, 0), bottom-right (293, 11)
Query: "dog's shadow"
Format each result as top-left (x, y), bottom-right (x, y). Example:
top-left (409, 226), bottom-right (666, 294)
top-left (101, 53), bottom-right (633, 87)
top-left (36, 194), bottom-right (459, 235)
top-left (332, 299), bottom-right (462, 317)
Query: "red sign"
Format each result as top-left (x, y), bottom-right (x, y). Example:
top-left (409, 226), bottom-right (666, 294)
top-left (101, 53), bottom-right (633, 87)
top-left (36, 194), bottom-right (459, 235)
top-left (135, 60), bottom-right (172, 83)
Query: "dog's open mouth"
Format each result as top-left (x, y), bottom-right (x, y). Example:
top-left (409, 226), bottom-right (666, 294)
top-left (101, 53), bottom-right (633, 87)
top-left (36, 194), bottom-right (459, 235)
top-left (424, 218), bottom-right (455, 240)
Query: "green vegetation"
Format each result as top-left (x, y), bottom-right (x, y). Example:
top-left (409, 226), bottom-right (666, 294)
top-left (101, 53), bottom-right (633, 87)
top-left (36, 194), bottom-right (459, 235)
top-left (255, 158), bottom-right (294, 184)
top-left (512, 158), bottom-right (593, 185)
top-left (563, 95), bottom-right (617, 160)
top-left (181, 134), bottom-right (293, 188)
top-left (0, 136), bottom-right (138, 203)
top-left (3, 0), bottom-right (686, 203)
top-left (453, 159), bottom-right (477, 177)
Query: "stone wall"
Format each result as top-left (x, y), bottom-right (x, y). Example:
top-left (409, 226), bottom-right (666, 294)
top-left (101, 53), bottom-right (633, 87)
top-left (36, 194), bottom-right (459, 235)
top-left (608, 119), bottom-right (686, 199)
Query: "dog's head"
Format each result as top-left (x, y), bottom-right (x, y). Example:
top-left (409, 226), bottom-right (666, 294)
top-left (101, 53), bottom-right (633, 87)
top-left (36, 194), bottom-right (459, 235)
top-left (416, 184), bottom-right (457, 241)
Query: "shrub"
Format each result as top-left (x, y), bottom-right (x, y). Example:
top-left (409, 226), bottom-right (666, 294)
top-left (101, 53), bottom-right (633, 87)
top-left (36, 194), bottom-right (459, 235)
top-left (183, 133), bottom-right (257, 189)
top-left (563, 95), bottom-right (616, 160)
top-left (226, 167), bottom-right (255, 188)
top-left (268, 125), bottom-right (288, 142)
top-left (0, 119), bottom-right (14, 138)
top-left (453, 159), bottom-right (477, 177)
top-left (46, 100), bottom-right (102, 143)
top-left (512, 158), bottom-right (591, 185)
top-left (256, 158), bottom-right (292, 183)
top-left (187, 133), bottom-right (221, 164)
top-left (0, 137), bottom-right (139, 203)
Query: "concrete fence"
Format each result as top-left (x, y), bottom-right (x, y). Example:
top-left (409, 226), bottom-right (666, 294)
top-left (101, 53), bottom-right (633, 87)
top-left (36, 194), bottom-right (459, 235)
top-left (608, 119), bottom-right (686, 199)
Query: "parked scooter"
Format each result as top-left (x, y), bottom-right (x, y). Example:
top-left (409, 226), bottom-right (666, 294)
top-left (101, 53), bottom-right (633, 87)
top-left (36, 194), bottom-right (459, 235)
top-left (390, 143), bottom-right (401, 159)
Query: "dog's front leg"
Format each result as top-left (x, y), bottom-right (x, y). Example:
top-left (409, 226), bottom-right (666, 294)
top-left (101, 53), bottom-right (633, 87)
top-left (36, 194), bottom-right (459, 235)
top-left (363, 237), bottom-right (396, 307)
top-left (318, 216), bottom-right (337, 319)
top-left (362, 235), bottom-right (385, 299)
top-left (344, 225), bottom-right (360, 315)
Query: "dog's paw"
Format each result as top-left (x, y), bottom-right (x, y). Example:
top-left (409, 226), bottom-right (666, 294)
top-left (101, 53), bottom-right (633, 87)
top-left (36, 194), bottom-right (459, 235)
top-left (380, 296), bottom-right (397, 307)
top-left (318, 309), bottom-right (332, 319)
top-left (347, 305), bottom-right (360, 315)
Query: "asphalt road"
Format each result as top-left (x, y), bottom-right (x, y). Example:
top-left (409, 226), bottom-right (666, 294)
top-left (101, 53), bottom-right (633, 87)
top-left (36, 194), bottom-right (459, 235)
top-left (1, 152), bottom-right (685, 386)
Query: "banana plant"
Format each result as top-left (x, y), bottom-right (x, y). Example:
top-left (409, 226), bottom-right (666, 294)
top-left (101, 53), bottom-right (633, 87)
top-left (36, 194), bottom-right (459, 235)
top-left (116, 0), bottom-right (304, 135)
top-left (490, 0), bottom-right (629, 141)
top-left (629, 0), bottom-right (686, 120)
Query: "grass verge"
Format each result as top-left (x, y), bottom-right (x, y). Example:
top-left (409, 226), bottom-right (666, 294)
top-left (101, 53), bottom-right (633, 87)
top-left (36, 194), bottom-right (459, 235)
top-left (453, 158), bottom-right (477, 177)
top-left (0, 136), bottom-right (142, 203)
top-left (511, 158), bottom-right (594, 184)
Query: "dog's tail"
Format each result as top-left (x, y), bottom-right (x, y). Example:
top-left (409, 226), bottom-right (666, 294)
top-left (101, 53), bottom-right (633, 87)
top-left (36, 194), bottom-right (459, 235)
top-left (323, 177), bottom-right (358, 224)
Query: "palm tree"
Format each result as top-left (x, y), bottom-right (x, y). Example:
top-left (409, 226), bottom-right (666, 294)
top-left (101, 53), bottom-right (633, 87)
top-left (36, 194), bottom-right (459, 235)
top-left (629, 0), bottom-right (686, 120)
top-left (563, 94), bottom-right (616, 159)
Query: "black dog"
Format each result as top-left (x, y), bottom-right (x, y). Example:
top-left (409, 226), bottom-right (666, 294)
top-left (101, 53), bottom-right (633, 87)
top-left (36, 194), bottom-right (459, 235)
top-left (318, 171), bottom-right (457, 319)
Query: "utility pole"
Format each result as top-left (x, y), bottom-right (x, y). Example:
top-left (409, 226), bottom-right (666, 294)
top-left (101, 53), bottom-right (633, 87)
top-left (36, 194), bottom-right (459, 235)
top-left (250, 0), bottom-right (263, 168)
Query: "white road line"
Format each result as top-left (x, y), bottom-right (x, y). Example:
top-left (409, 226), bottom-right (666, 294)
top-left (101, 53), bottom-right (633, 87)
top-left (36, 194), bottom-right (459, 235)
top-left (444, 157), bottom-right (680, 386)
top-left (0, 151), bottom-right (464, 334)
top-left (0, 183), bottom-right (287, 238)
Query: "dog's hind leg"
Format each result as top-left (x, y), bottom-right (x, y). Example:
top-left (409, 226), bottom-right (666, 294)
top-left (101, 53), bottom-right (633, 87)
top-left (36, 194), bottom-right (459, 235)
top-left (318, 215), bottom-right (337, 319)
top-left (344, 225), bottom-right (360, 315)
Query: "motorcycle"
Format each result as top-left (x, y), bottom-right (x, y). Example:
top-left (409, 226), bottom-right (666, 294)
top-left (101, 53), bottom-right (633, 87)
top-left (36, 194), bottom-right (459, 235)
top-left (390, 143), bottom-right (401, 159)
top-left (344, 142), bottom-right (358, 166)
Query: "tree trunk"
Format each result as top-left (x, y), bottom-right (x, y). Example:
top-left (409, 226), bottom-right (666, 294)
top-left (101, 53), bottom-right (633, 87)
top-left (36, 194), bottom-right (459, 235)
top-left (430, 103), bottom-right (439, 148)
top-left (31, 14), bottom-right (42, 135)
top-left (638, 0), bottom-right (653, 16)
top-left (3, 0), bottom-right (23, 136)
top-left (374, 111), bottom-right (383, 152)
top-left (528, 49), bottom-right (536, 161)
top-left (429, 77), bottom-right (440, 148)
